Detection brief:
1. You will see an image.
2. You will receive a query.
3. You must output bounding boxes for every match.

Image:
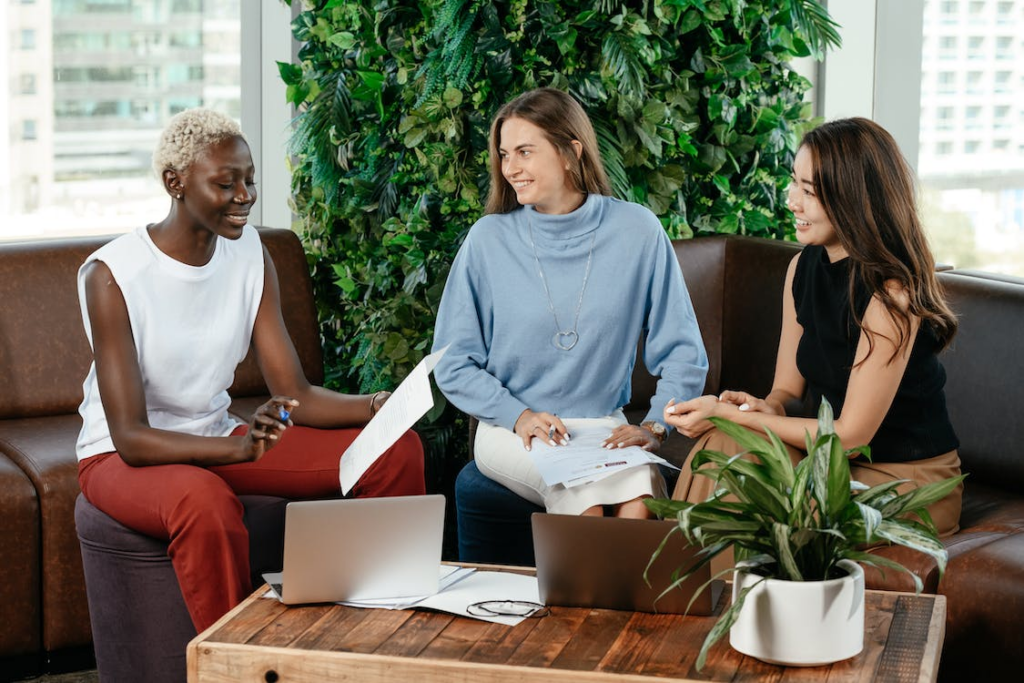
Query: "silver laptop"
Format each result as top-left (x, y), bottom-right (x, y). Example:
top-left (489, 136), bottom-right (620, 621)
top-left (532, 513), bottom-right (723, 615)
top-left (266, 495), bottom-right (445, 605)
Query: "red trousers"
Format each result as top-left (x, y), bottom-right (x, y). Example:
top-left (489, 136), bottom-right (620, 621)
top-left (78, 425), bottom-right (424, 633)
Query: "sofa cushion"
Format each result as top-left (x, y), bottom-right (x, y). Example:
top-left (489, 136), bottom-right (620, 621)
top-left (0, 414), bottom-right (90, 651)
top-left (0, 455), bottom-right (41, 658)
top-left (939, 533), bottom-right (1024, 682)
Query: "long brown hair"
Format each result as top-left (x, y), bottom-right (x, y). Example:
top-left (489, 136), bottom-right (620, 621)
top-left (800, 117), bottom-right (957, 360)
top-left (485, 88), bottom-right (611, 215)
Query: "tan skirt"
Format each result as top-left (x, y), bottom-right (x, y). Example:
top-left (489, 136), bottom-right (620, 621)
top-left (672, 427), bottom-right (964, 537)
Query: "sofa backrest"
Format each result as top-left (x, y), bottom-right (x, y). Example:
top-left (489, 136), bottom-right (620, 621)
top-left (0, 227), bottom-right (322, 420)
top-left (937, 269), bottom-right (1024, 491)
top-left (627, 235), bottom-right (799, 412)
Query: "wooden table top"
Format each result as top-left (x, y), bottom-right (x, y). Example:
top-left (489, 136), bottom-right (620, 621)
top-left (187, 571), bottom-right (945, 683)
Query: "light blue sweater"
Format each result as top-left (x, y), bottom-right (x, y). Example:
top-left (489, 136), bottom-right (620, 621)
top-left (432, 194), bottom-right (708, 432)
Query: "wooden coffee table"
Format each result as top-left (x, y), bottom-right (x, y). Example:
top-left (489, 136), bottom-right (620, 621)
top-left (187, 567), bottom-right (945, 682)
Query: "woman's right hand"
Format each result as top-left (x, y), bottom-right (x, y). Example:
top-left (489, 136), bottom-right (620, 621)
top-left (241, 396), bottom-right (298, 462)
top-left (513, 409), bottom-right (569, 451)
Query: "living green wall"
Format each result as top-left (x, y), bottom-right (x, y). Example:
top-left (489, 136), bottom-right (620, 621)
top-left (279, 0), bottom-right (839, 484)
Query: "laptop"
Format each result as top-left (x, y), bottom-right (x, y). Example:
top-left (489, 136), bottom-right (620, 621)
top-left (265, 494), bottom-right (445, 605)
top-left (531, 513), bottom-right (723, 615)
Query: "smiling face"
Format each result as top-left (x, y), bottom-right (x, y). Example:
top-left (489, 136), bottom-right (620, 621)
top-left (177, 135), bottom-right (256, 239)
top-left (498, 116), bottom-right (583, 215)
top-left (788, 146), bottom-right (846, 261)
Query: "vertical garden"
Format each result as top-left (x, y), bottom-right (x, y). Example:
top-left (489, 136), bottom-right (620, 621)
top-left (278, 0), bottom-right (839, 488)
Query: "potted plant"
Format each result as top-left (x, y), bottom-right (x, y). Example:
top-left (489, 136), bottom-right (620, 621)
top-left (645, 398), bottom-right (965, 669)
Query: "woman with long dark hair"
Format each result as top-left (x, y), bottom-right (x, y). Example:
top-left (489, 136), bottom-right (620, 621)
top-left (667, 117), bottom-right (963, 535)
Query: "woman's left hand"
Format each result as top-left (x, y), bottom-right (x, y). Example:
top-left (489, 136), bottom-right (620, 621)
top-left (601, 424), bottom-right (661, 452)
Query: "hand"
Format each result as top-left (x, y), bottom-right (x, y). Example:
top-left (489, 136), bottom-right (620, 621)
top-left (601, 424), bottom-right (661, 452)
top-left (717, 390), bottom-right (777, 415)
top-left (663, 395), bottom-right (722, 438)
top-left (513, 409), bottom-right (568, 451)
top-left (241, 396), bottom-right (298, 462)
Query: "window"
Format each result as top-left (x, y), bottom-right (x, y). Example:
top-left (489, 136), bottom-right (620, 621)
top-left (967, 35), bottom-right (985, 58)
top-left (941, 0), bottom-right (960, 12)
top-left (20, 74), bottom-right (37, 95)
top-left (3, 1), bottom-right (246, 242)
top-left (966, 71), bottom-right (983, 92)
top-left (938, 70), bottom-right (957, 93)
top-left (919, 0), bottom-right (1024, 276)
top-left (995, 35), bottom-right (1014, 58)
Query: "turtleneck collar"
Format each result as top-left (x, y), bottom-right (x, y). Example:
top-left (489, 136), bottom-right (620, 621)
top-left (524, 193), bottom-right (605, 241)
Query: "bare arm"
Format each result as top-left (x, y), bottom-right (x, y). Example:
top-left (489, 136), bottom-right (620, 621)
top-left (250, 248), bottom-right (380, 427)
top-left (84, 261), bottom-right (283, 466)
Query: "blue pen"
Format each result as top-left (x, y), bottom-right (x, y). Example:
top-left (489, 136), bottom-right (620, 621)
top-left (278, 407), bottom-right (290, 421)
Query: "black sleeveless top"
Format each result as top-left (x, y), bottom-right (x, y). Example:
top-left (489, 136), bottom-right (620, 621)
top-left (792, 246), bottom-right (958, 463)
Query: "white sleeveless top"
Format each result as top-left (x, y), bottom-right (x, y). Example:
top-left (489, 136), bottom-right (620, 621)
top-left (76, 225), bottom-right (265, 461)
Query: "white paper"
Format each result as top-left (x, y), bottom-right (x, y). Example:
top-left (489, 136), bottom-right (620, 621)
top-left (414, 570), bottom-right (541, 626)
top-left (339, 346), bottom-right (448, 495)
top-left (529, 422), bottom-right (677, 488)
top-left (336, 566), bottom-right (475, 610)
top-left (260, 564), bottom-right (473, 606)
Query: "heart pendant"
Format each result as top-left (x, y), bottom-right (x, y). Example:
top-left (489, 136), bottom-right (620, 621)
top-left (554, 331), bottom-right (579, 351)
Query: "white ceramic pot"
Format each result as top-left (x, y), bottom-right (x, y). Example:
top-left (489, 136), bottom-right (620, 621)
top-left (728, 559), bottom-right (865, 667)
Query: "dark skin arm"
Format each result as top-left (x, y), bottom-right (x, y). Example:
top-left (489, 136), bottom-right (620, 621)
top-left (250, 247), bottom-right (383, 426)
top-left (84, 248), bottom-right (382, 467)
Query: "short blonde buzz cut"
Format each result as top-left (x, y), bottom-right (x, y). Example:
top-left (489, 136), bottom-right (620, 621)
top-left (151, 107), bottom-right (246, 178)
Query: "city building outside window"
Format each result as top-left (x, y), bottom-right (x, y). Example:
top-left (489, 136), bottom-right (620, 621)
top-left (3, 0), bottom-right (241, 241)
top-left (920, 0), bottom-right (1024, 276)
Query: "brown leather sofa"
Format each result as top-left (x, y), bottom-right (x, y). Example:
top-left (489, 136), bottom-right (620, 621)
top-left (0, 228), bottom-right (322, 679)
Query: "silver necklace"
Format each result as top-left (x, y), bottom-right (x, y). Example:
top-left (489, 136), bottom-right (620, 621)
top-left (527, 219), bottom-right (597, 351)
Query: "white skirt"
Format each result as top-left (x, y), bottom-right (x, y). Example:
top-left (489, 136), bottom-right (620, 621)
top-left (474, 411), bottom-right (667, 515)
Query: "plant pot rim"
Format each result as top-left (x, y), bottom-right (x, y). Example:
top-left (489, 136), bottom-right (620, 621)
top-left (735, 558), bottom-right (863, 587)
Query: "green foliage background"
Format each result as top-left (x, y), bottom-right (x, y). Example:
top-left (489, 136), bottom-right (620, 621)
top-left (279, 0), bottom-right (839, 488)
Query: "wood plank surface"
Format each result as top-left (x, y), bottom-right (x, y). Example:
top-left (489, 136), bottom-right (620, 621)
top-left (188, 580), bottom-right (946, 683)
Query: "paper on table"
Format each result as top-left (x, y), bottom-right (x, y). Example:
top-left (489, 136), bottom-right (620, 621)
top-left (529, 422), bottom-right (677, 488)
top-left (337, 566), bottom-right (476, 610)
top-left (260, 564), bottom-right (474, 605)
top-left (339, 346), bottom-right (448, 495)
top-left (414, 570), bottom-right (541, 626)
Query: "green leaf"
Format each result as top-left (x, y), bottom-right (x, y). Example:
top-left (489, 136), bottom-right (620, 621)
top-left (327, 31), bottom-right (356, 50)
top-left (881, 475), bottom-right (967, 519)
top-left (276, 61), bottom-right (303, 86)
top-left (696, 576), bottom-right (767, 670)
top-left (772, 523), bottom-right (803, 581)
